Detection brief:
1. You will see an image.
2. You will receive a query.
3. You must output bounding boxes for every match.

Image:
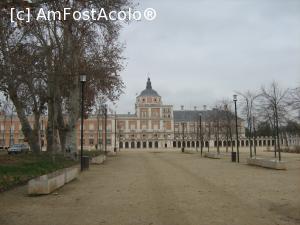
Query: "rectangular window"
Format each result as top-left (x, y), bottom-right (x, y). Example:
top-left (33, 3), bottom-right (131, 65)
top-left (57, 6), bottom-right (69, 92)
top-left (89, 139), bottom-right (94, 145)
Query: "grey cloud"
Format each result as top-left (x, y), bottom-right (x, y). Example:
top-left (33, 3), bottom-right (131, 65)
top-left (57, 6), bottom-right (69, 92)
top-left (116, 0), bottom-right (300, 113)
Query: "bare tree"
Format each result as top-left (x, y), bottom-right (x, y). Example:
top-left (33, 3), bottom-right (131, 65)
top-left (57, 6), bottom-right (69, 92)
top-left (291, 87), bottom-right (300, 109)
top-left (1, 1), bottom-right (131, 155)
top-left (260, 81), bottom-right (289, 161)
top-left (209, 106), bottom-right (223, 154)
top-left (0, 7), bottom-right (47, 153)
top-left (205, 116), bottom-right (212, 152)
top-left (94, 94), bottom-right (107, 151)
top-left (219, 99), bottom-right (235, 153)
top-left (236, 91), bottom-right (259, 157)
top-left (288, 87), bottom-right (300, 119)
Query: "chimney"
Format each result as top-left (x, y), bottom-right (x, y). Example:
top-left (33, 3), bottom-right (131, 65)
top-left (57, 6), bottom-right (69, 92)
top-left (181, 105), bottom-right (184, 110)
top-left (203, 105), bottom-right (207, 111)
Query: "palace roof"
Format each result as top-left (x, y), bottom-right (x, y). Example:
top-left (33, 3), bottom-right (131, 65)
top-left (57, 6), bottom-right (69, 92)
top-left (139, 78), bottom-right (160, 97)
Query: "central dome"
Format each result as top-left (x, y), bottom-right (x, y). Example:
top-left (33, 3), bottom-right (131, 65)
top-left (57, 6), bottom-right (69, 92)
top-left (139, 78), bottom-right (160, 97)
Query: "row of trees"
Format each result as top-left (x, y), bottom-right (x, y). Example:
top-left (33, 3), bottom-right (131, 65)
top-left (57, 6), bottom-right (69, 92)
top-left (223, 82), bottom-right (299, 157)
top-left (0, 1), bottom-right (132, 155)
top-left (184, 82), bottom-right (300, 155)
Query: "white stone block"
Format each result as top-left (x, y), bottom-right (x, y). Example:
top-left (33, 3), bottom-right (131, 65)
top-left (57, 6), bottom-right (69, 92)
top-left (28, 169), bottom-right (65, 195)
top-left (91, 155), bottom-right (106, 164)
top-left (64, 167), bottom-right (79, 183)
top-left (247, 157), bottom-right (287, 170)
top-left (204, 152), bottom-right (221, 159)
top-left (28, 166), bottom-right (79, 195)
top-left (107, 151), bottom-right (116, 156)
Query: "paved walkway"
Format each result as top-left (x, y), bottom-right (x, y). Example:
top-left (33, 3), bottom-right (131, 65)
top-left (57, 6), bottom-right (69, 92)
top-left (1, 151), bottom-right (300, 225)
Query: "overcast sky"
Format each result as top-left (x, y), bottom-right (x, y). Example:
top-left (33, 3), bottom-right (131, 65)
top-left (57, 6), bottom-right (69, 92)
top-left (115, 0), bottom-right (300, 113)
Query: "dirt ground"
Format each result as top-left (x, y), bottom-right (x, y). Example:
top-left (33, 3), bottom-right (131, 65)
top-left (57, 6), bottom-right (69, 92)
top-left (0, 149), bottom-right (300, 225)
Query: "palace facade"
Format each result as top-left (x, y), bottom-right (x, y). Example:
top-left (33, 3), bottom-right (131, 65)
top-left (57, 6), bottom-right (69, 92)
top-left (1, 78), bottom-right (299, 151)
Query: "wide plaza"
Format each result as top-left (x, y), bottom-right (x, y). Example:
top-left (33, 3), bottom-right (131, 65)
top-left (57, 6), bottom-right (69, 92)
top-left (0, 149), bottom-right (299, 225)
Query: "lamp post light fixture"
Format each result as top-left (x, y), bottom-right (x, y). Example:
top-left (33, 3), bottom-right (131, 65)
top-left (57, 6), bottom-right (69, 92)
top-left (80, 75), bottom-right (86, 171)
top-left (233, 94), bottom-right (239, 163)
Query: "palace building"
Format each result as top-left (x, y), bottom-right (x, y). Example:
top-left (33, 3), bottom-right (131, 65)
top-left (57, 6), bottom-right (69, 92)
top-left (1, 78), bottom-right (299, 151)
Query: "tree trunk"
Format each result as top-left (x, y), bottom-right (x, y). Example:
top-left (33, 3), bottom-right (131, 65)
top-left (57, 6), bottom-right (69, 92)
top-left (64, 79), bottom-right (80, 155)
top-left (56, 99), bottom-right (67, 154)
top-left (9, 89), bottom-right (40, 153)
top-left (46, 73), bottom-right (61, 153)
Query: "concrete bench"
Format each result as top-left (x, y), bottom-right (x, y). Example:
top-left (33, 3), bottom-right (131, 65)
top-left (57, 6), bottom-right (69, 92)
top-left (65, 167), bottom-right (79, 183)
top-left (91, 154), bottom-right (106, 164)
top-left (107, 151), bottom-right (117, 156)
top-left (204, 152), bottom-right (221, 159)
top-left (247, 157), bottom-right (287, 170)
top-left (28, 167), bottom-right (79, 195)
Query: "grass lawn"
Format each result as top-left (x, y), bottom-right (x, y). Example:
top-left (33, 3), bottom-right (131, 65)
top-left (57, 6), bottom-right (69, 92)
top-left (0, 152), bottom-right (78, 192)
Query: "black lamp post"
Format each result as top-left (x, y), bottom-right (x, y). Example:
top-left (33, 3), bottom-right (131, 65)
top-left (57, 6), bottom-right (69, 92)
top-left (41, 117), bottom-right (44, 150)
top-left (9, 108), bottom-right (14, 147)
top-left (233, 94), bottom-right (239, 163)
top-left (114, 111), bottom-right (117, 152)
top-left (181, 122), bottom-right (185, 152)
top-left (104, 104), bottom-right (108, 154)
top-left (253, 116), bottom-right (257, 157)
top-left (199, 113), bottom-right (203, 156)
top-left (80, 75), bottom-right (86, 171)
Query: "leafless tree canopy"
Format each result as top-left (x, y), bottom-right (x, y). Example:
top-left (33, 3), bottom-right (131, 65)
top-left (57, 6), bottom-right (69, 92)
top-left (0, 1), bottom-right (132, 153)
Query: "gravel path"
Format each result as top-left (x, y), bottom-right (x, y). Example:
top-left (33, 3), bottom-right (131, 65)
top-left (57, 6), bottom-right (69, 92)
top-left (1, 150), bottom-right (299, 225)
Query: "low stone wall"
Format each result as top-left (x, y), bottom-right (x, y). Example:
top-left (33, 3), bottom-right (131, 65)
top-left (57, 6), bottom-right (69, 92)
top-left (28, 166), bottom-right (79, 195)
top-left (65, 167), bottom-right (79, 183)
top-left (247, 157), bottom-right (287, 170)
top-left (90, 154), bottom-right (106, 164)
top-left (204, 152), bottom-right (221, 159)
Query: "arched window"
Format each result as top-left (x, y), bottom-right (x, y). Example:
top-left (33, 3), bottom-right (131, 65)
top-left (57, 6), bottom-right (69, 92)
top-left (173, 141), bottom-right (177, 148)
top-left (178, 141), bottom-right (181, 148)
top-left (131, 142), bottom-right (135, 148)
top-left (205, 141), bottom-right (209, 147)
